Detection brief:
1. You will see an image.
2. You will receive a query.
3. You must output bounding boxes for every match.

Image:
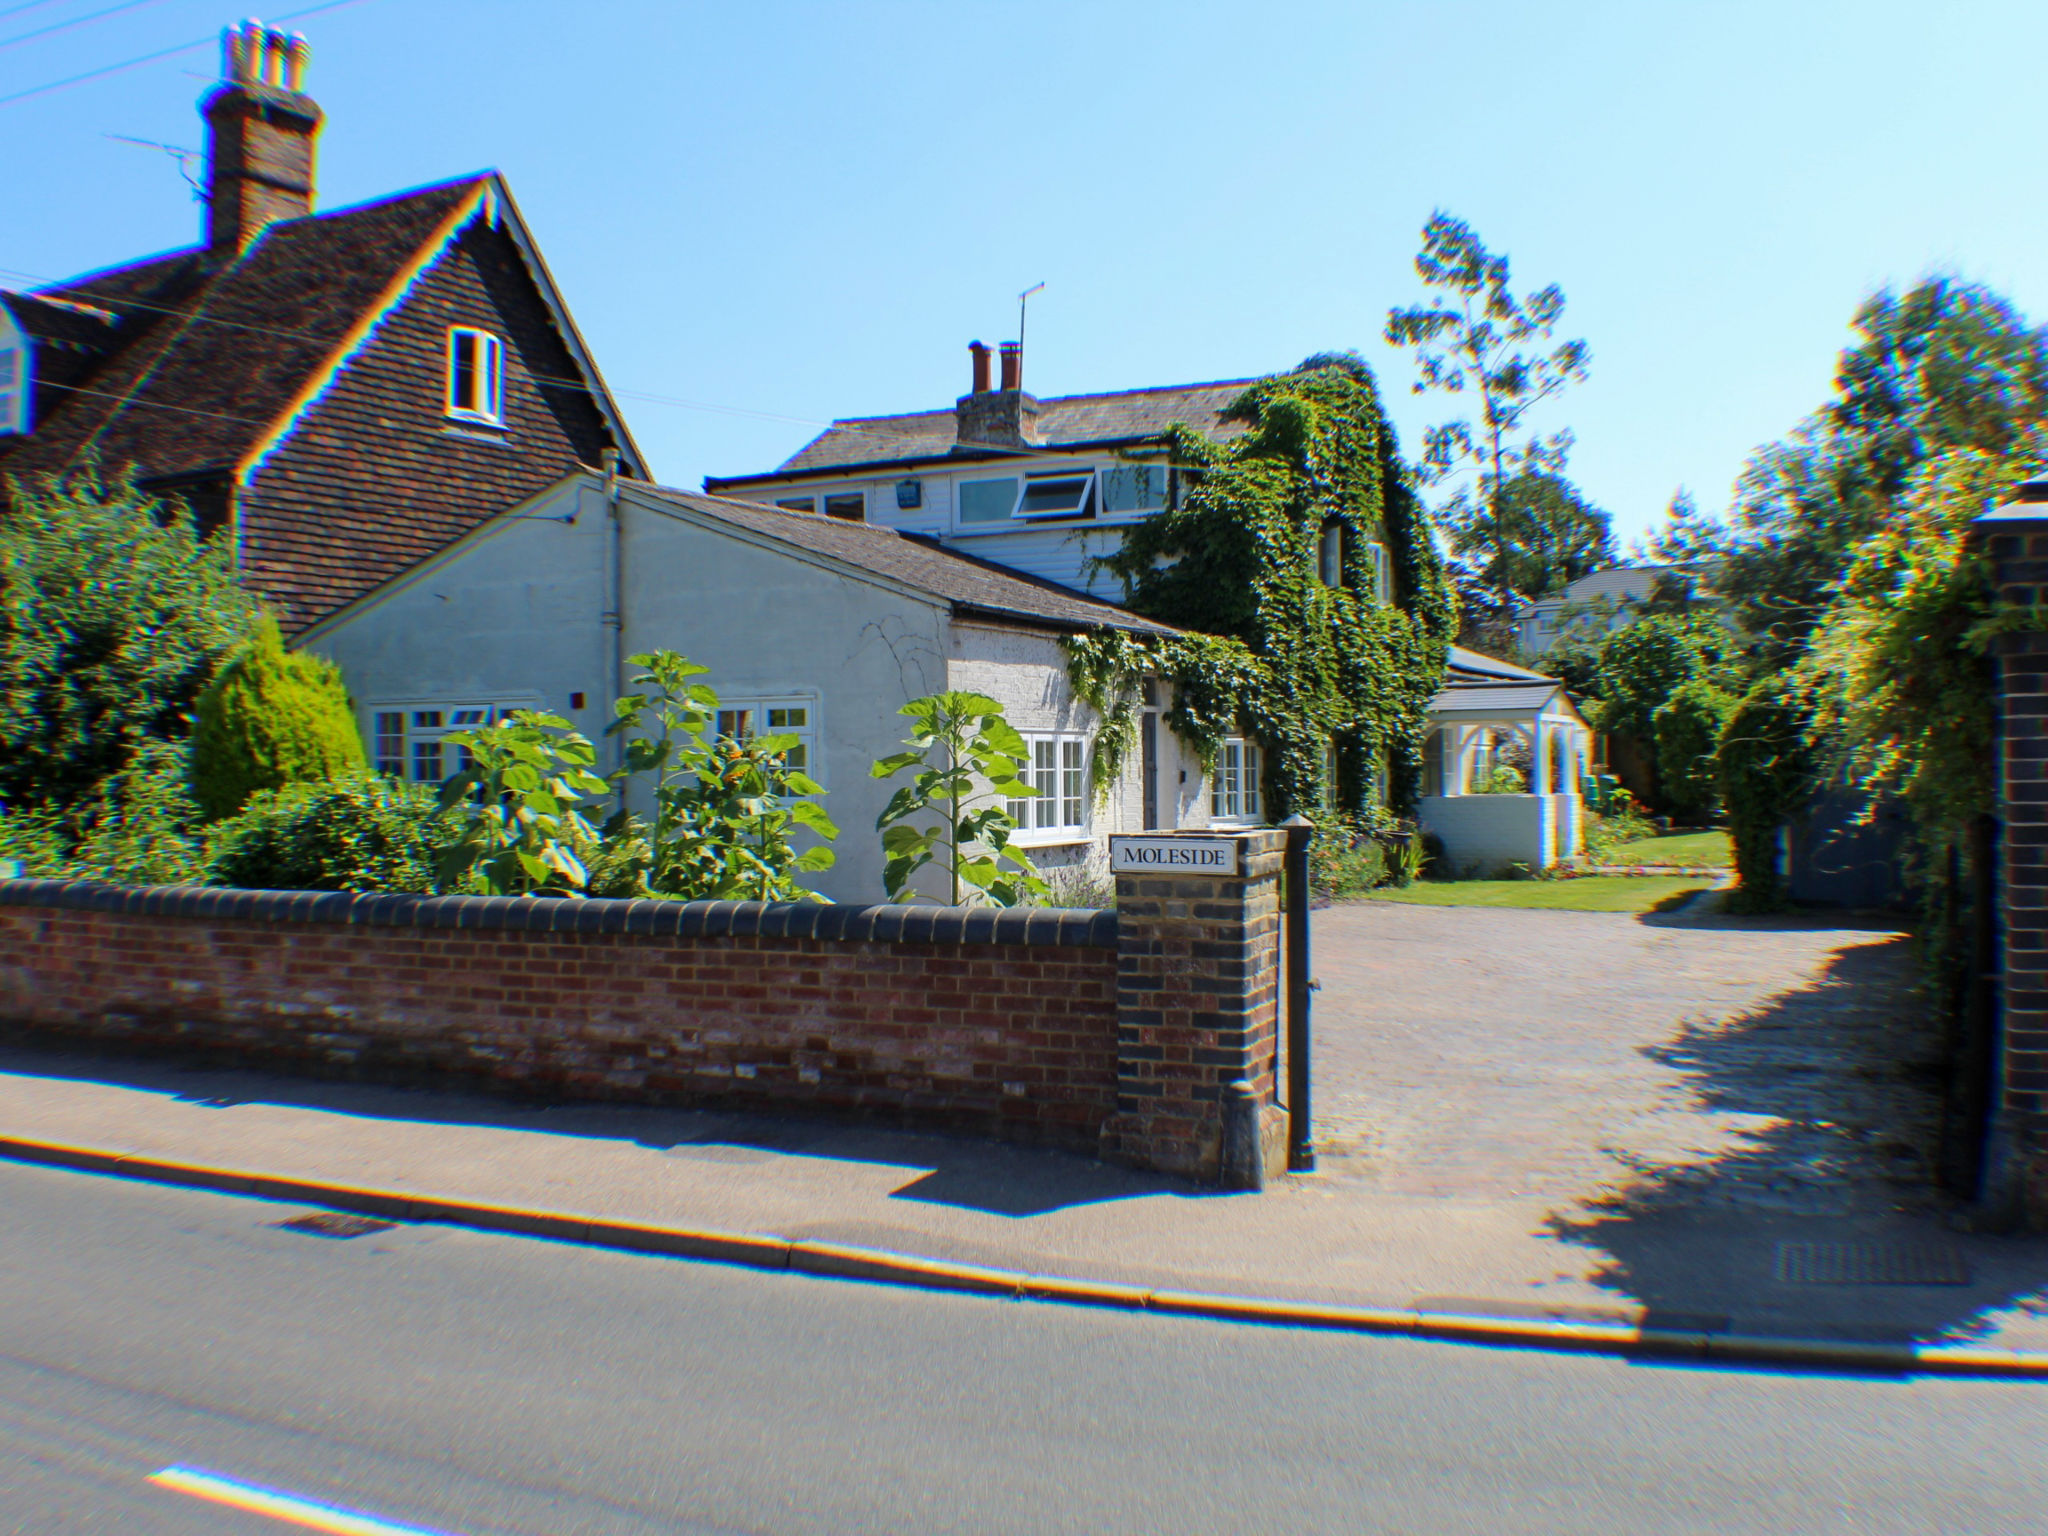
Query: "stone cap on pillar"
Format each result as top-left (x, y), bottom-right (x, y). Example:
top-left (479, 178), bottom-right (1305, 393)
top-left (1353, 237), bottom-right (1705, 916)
top-left (1975, 476), bottom-right (2048, 523)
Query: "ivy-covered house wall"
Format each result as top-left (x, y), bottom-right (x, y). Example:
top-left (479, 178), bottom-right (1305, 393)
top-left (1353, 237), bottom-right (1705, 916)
top-left (1064, 356), bottom-right (1457, 824)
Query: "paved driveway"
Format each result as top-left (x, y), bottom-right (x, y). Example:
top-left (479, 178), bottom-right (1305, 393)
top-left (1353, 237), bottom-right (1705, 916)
top-left (1311, 900), bottom-right (1942, 1219)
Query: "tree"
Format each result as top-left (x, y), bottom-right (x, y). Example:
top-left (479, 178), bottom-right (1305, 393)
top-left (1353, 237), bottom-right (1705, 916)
top-left (1444, 470), bottom-right (1616, 651)
top-left (0, 465), bottom-right (258, 815)
top-left (870, 692), bottom-right (1047, 907)
top-left (1717, 674), bottom-right (1812, 913)
top-left (1386, 213), bottom-right (1596, 645)
top-left (1585, 611), bottom-right (1739, 746)
top-left (188, 613), bottom-right (367, 819)
top-left (1651, 278), bottom-right (2048, 666)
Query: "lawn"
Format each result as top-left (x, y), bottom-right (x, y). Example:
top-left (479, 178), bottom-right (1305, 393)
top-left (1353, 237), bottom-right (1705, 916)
top-left (1362, 875), bottom-right (1714, 913)
top-left (1598, 829), bottom-right (1732, 868)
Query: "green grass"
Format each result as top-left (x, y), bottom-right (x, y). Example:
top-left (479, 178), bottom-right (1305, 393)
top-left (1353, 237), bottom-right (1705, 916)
top-left (1362, 875), bottom-right (1713, 913)
top-left (1598, 830), bottom-right (1732, 868)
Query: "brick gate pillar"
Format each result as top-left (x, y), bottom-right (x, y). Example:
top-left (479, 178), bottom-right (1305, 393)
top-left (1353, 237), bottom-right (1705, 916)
top-left (1101, 829), bottom-right (1288, 1184)
top-left (1979, 488), bottom-right (2048, 1226)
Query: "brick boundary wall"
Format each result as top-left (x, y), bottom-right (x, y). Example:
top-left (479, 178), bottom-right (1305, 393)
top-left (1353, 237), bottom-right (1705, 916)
top-left (1985, 508), bottom-right (2048, 1226)
top-left (0, 879), bottom-right (1123, 1157)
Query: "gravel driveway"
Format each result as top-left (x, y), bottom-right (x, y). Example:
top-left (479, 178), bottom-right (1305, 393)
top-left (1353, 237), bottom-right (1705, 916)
top-left (1310, 900), bottom-right (1942, 1221)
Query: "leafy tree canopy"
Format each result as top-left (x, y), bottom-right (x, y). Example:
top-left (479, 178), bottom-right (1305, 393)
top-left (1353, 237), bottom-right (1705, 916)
top-left (1653, 278), bottom-right (2048, 665)
top-left (0, 466), bottom-right (258, 814)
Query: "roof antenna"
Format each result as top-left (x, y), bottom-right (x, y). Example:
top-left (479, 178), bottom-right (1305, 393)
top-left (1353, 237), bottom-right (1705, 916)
top-left (1017, 281), bottom-right (1044, 367)
top-left (107, 135), bottom-right (204, 200)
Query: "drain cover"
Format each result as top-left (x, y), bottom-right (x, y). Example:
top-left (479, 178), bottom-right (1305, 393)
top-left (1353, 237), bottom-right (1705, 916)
top-left (1774, 1241), bottom-right (1970, 1286)
top-left (275, 1212), bottom-right (397, 1240)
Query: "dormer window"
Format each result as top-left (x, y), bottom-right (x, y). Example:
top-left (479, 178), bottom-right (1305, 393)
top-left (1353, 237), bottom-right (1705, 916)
top-left (446, 327), bottom-right (503, 426)
top-left (0, 310), bottom-right (28, 436)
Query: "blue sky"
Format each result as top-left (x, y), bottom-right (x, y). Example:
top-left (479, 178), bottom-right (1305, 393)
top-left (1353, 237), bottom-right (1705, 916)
top-left (5, 0), bottom-right (2045, 547)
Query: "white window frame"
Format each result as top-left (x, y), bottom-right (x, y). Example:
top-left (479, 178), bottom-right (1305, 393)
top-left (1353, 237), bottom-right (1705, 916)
top-left (1318, 524), bottom-right (1343, 587)
top-left (0, 310), bottom-right (28, 436)
top-left (1210, 737), bottom-right (1263, 824)
top-left (711, 694), bottom-right (823, 781)
top-left (445, 326), bottom-right (504, 426)
top-left (1006, 733), bottom-right (1089, 843)
top-left (1013, 468), bottom-right (1096, 521)
top-left (370, 700), bottom-right (521, 785)
top-left (1100, 460), bottom-right (1171, 518)
top-left (1367, 540), bottom-right (1394, 606)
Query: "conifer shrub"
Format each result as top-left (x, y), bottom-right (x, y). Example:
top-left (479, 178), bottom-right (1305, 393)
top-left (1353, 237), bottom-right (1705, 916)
top-left (189, 615), bottom-right (367, 819)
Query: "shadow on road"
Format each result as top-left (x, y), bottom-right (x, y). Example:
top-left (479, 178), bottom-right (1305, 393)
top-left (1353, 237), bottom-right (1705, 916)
top-left (0, 1041), bottom-right (1199, 1220)
top-left (1544, 935), bottom-right (2048, 1341)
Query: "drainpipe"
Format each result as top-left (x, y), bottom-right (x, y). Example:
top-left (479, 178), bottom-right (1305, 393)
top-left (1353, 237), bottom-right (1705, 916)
top-left (601, 448), bottom-right (625, 784)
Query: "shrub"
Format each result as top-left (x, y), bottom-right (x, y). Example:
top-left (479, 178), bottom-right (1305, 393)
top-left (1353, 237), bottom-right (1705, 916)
top-left (60, 740), bottom-right (210, 886)
top-left (189, 614), bottom-right (366, 819)
top-left (1717, 672), bottom-right (1812, 912)
top-left (1653, 678), bottom-right (1739, 820)
top-left (0, 466), bottom-right (258, 816)
top-left (1310, 818), bottom-right (1393, 897)
top-left (206, 775), bottom-right (453, 893)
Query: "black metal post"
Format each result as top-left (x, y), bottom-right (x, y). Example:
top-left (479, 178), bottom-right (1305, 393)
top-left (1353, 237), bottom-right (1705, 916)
top-left (1280, 814), bottom-right (1315, 1171)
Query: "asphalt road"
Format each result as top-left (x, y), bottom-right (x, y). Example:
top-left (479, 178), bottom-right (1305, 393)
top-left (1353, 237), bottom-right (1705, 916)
top-left (2, 1162), bottom-right (2045, 1536)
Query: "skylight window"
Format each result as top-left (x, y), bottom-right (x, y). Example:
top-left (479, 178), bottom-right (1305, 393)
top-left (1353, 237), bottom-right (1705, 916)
top-left (446, 327), bottom-right (504, 426)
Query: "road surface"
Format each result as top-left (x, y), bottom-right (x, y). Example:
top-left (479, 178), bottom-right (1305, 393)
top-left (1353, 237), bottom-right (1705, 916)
top-left (1, 1160), bottom-right (2042, 1534)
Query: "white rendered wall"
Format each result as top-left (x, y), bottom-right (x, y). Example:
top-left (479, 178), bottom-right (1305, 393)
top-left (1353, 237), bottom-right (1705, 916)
top-left (1419, 793), bottom-right (1582, 874)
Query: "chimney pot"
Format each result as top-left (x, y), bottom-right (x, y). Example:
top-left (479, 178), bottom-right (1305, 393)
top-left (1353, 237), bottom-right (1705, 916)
top-left (999, 341), bottom-right (1021, 392)
top-left (968, 340), bottom-right (991, 395)
top-left (204, 18), bottom-right (322, 255)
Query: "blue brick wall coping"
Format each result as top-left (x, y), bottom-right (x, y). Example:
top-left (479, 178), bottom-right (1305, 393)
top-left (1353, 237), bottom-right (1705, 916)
top-left (0, 879), bottom-right (1117, 949)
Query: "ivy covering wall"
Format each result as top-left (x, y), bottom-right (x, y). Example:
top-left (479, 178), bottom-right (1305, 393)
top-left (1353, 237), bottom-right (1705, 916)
top-left (1063, 355), bottom-right (1456, 820)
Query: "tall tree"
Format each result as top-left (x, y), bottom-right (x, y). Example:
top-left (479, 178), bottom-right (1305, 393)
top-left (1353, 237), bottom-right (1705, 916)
top-left (1652, 278), bottom-right (2048, 666)
top-left (1386, 212), bottom-right (1598, 648)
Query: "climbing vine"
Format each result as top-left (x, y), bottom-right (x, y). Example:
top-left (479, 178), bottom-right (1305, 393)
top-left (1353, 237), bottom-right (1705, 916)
top-left (1063, 355), bottom-right (1456, 820)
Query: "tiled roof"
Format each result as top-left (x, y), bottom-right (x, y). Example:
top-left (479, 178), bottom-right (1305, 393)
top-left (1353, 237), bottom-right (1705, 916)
top-left (634, 485), bottom-right (1181, 637)
top-left (1445, 646), bottom-right (1552, 684)
top-left (0, 177), bottom-right (486, 482)
top-left (1430, 681), bottom-right (1568, 716)
top-left (731, 378), bottom-right (1261, 480)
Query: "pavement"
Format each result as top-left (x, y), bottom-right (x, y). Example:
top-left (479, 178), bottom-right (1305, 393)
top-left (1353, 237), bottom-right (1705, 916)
top-left (5, 899), bottom-right (2048, 1364)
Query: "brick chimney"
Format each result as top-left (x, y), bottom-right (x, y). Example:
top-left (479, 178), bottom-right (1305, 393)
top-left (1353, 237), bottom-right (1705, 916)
top-left (955, 338), bottom-right (1040, 449)
top-left (203, 20), bottom-right (322, 256)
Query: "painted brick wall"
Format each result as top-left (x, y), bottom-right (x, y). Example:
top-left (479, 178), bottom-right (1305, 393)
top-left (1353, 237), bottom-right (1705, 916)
top-left (0, 883), bottom-right (1119, 1152)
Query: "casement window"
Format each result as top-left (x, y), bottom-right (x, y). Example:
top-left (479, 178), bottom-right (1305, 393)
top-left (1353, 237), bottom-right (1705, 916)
top-left (445, 327), bottom-right (504, 426)
top-left (712, 697), bottom-right (819, 775)
top-left (1367, 540), bottom-right (1394, 605)
top-left (1014, 470), bottom-right (1095, 520)
top-left (1210, 737), bottom-right (1263, 823)
top-left (774, 496), bottom-right (815, 514)
top-left (0, 324), bottom-right (27, 435)
top-left (1318, 523), bottom-right (1343, 587)
top-left (1324, 741), bottom-right (1341, 803)
top-left (1101, 462), bottom-right (1171, 515)
top-left (822, 492), bottom-right (865, 521)
top-left (956, 468), bottom-right (1103, 527)
top-left (371, 703), bottom-right (505, 783)
top-left (1007, 735), bottom-right (1088, 838)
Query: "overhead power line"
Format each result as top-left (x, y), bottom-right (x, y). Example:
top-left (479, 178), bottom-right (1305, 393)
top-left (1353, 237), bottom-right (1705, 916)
top-left (0, 0), bottom-right (175, 56)
top-left (0, 0), bottom-right (373, 109)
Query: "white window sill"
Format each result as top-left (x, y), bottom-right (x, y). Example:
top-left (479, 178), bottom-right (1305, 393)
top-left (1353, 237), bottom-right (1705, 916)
top-left (1010, 832), bottom-right (1091, 849)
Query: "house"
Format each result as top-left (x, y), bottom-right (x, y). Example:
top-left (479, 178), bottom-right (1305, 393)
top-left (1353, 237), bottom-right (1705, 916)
top-left (1418, 648), bottom-right (1593, 872)
top-left (702, 343), bottom-right (1304, 599)
top-left (1515, 565), bottom-right (1696, 657)
top-left (301, 473), bottom-right (1227, 904)
top-left (0, 20), bottom-right (644, 632)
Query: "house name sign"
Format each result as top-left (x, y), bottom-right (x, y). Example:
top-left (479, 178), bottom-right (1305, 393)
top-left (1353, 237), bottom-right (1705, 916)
top-left (1108, 835), bottom-right (1243, 877)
